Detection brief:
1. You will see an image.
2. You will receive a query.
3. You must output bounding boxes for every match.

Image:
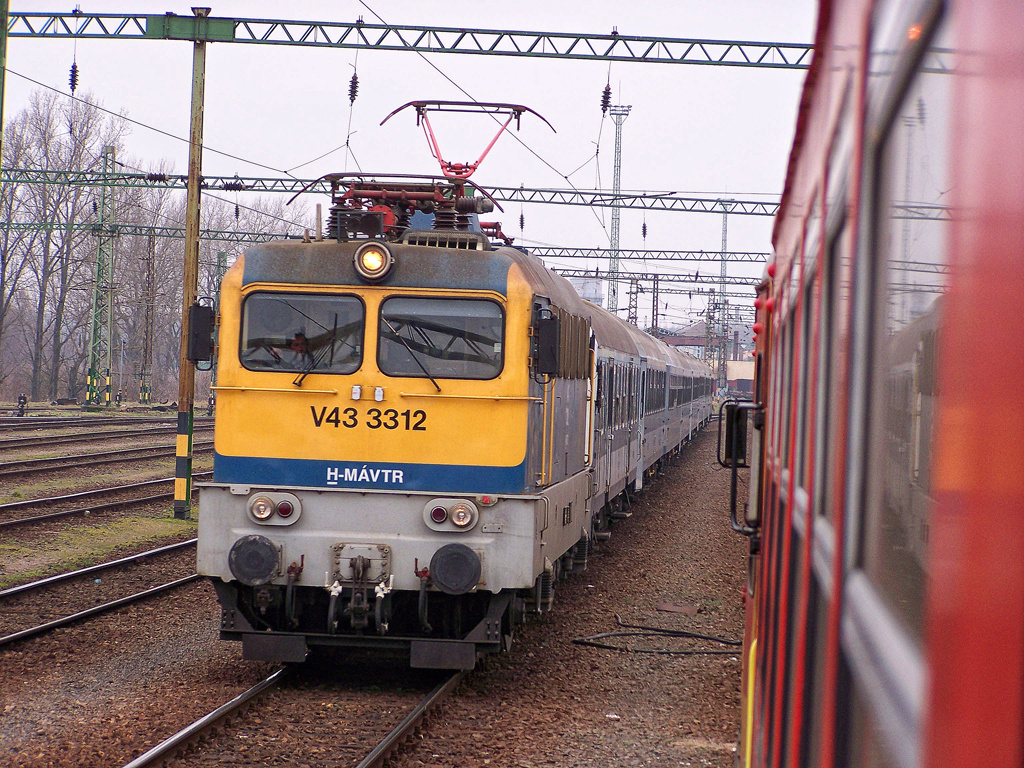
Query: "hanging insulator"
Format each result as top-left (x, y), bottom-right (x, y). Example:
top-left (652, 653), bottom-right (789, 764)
top-left (519, 213), bottom-right (525, 231)
top-left (601, 84), bottom-right (611, 115)
top-left (348, 72), bottom-right (359, 105)
top-left (69, 62), bottom-right (79, 94)
top-left (642, 221), bottom-right (648, 240)
top-left (92, 200), bottom-right (97, 214)
top-left (234, 203), bottom-right (240, 220)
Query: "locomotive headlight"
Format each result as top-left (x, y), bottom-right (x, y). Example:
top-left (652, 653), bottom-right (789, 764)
top-left (450, 502), bottom-right (474, 528)
top-left (250, 495), bottom-right (275, 520)
top-left (354, 242), bottom-right (394, 282)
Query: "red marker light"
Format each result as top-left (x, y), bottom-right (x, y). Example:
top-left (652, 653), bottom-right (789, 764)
top-left (430, 506), bottom-right (448, 523)
top-left (753, 322), bottom-right (764, 334)
top-left (765, 298), bottom-right (775, 313)
top-left (276, 500), bottom-right (294, 518)
top-left (767, 263), bottom-right (777, 278)
top-left (754, 297), bottom-right (764, 309)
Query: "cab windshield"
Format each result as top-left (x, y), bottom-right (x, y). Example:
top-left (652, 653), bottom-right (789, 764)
top-left (378, 297), bottom-right (504, 380)
top-left (240, 292), bottom-right (363, 374)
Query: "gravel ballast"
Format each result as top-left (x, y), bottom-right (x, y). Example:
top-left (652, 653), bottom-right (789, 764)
top-left (0, 427), bottom-right (745, 767)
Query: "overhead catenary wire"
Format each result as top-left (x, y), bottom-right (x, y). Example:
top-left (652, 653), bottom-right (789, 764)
top-left (6, 68), bottom-right (299, 179)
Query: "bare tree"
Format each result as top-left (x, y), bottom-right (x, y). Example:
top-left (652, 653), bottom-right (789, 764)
top-left (2, 88), bottom-right (309, 402)
top-left (5, 90), bottom-right (128, 400)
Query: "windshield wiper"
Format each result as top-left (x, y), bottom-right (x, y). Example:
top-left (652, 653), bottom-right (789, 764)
top-left (294, 313), bottom-right (338, 387)
top-left (381, 316), bottom-right (441, 392)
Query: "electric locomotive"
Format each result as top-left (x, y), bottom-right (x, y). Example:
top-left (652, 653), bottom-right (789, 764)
top-left (196, 169), bottom-right (713, 669)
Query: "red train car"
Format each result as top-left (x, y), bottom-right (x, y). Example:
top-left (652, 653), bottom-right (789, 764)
top-left (721, 0), bottom-right (1024, 766)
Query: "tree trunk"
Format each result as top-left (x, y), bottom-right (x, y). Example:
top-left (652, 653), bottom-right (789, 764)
top-left (29, 230), bottom-right (54, 401)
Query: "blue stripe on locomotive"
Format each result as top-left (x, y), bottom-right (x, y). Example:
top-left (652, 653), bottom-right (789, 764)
top-left (213, 452), bottom-right (530, 494)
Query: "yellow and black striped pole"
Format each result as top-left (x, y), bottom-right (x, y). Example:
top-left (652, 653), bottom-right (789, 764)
top-left (174, 8), bottom-right (209, 520)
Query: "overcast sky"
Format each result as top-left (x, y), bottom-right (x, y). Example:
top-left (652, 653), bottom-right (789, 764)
top-left (5, 0), bottom-right (817, 330)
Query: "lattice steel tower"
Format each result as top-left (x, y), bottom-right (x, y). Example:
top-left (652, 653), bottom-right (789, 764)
top-left (716, 203), bottom-right (734, 390)
top-left (86, 145), bottom-right (116, 406)
top-left (608, 105), bottom-right (631, 315)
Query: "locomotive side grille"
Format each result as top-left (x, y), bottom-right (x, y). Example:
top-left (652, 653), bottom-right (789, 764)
top-left (401, 231), bottom-right (491, 251)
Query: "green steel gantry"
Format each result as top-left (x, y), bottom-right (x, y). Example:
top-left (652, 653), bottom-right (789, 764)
top-left (1, 169), bottom-right (953, 221)
top-left (1, 219), bottom-right (291, 242)
top-left (556, 268), bottom-right (759, 289)
top-left (1, 168), bottom-right (782, 216)
top-left (7, 12), bottom-right (813, 69)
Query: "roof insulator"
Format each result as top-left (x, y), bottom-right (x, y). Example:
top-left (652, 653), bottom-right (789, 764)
top-left (349, 72), bottom-right (359, 105)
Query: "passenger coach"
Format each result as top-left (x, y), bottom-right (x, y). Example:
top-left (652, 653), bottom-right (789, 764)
top-left (720, 0), bottom-right (1024, 766)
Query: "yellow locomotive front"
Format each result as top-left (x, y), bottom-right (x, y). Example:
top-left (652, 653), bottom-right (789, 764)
top-left (210, 237), bottom-right (531, 492)
top-left (197, 230), bottom-right (594, 669)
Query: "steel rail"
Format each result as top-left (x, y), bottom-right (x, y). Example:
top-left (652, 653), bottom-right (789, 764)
top-left (119, 668), bottom-right (290, 768)
top-left (0, 415), bottom-right (212, 431)
top-left (356, 671), bottom-right (464, 768)
top-left (0, 440), bottom-right (214, 477)
top-left (0, 539), bottom-right (197, 599)
top-left (0, 574), bottom-right (200, 648)
top-left (0, 490), bottom-right (200, 529)
top-left (115, 667), bottom-right (461, 768)
top-left (0, 423), bottom-right (213, 450)
top-left (0, 471), bottom-right (213, 512)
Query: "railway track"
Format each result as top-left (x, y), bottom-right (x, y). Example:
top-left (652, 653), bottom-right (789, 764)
top-left (0, 415), bottom-right (214, 431)
top-left (0, 539), bottom-right (199, 648)
top-left (0, 440), bottom-right (214, 479)
top-left (0, 472), bottom-right (214, 528)
top-left (121, 668), bottom-right (463, 768)
top-left (0, 423), bottom-right (214, 451)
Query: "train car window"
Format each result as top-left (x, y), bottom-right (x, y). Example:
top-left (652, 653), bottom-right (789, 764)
top-left (817, 220), bottom-right (850, 523)
top-left (608, 365), bottom-right (615, 425)
top-left (779, 311), bottom-right (796, 470)
top-left (796, 276), bottom-right (817, 485)
top-left (239, 292), bottom-right (363, 374)
top-left (861, 12), bottom-right (951, 640)
top-left (799, 578), bottom-right (831, 767)
top-left (378, 297), bottom-right (504, 380)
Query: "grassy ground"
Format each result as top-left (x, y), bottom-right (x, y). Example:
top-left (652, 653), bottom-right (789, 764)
top-left (0, 512), bottom-right (198, 589)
